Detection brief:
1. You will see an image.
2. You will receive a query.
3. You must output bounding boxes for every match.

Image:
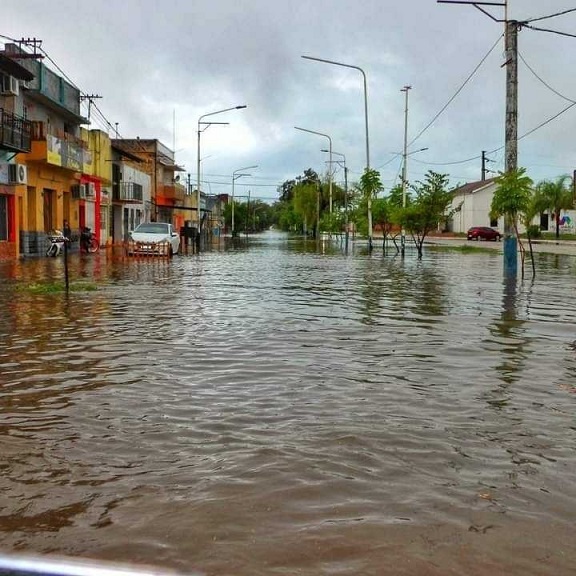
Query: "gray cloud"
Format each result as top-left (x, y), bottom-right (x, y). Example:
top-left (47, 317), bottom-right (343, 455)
top-left (5, 0), bottom-right (576, 199)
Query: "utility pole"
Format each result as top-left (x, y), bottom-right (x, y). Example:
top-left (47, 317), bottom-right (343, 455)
top-left (503, 18), bottom-right (518, 276)
top-left (481, 150), bottom-right (495, 181)
top-left (79, 94), bottom-right (102, 121)
top-left (438, 0), bottom-right (516, 275)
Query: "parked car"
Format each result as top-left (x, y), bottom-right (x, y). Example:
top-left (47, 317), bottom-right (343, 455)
top-left (467, 226), bottom-right (502, 241)
top-left (127, 222), bottom-right (180, 256)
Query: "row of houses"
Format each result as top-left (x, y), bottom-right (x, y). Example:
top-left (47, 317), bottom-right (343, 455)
top-left (0, 42), bottom-right (223, 261)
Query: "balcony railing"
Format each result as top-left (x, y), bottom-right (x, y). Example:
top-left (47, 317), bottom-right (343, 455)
top-left (0, 108), bottom-right (32, 152)
top-left (28, 120), bottom-right (88, 171)
top-left (113, 181), bottom-right (144, 202)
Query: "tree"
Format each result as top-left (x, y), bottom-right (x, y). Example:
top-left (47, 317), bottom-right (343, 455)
top-left (357, 168), bottom-right (383, 245)
top-left (401, 171), bottom-right (453, 259)
top-left (293, 182), bottom-right (318, 237)
top-left (490, 167), bottom-right (534, 279)
top-left (535, 175), bottom-right (574, 240)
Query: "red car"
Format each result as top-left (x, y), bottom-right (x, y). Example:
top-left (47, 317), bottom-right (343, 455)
top-left (467, 226), bottom-right (502, 241)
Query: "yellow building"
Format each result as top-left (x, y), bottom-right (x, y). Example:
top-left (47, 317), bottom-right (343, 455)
top-left (2, 42), bottom-right (90, 256)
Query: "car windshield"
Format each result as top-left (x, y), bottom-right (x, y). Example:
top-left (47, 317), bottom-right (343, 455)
top-left (133, 223), bottom-right (169, 234)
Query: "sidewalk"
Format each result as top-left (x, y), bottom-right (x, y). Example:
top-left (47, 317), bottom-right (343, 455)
top-left (424, 236), bottom-right (576, 256)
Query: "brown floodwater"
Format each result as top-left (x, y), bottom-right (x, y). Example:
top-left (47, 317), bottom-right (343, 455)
top-left (1, 233), bottom-right (575, 576)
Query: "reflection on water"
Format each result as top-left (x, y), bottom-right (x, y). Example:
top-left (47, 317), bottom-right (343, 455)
top-left (1, 232), bottom-right (575, 575)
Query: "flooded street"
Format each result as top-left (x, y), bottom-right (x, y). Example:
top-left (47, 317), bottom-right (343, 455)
top-left (1, 232), bottom-right (576, 575)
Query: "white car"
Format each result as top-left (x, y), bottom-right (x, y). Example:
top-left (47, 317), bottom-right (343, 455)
top-left (127, 222), bottom-right (180, 257)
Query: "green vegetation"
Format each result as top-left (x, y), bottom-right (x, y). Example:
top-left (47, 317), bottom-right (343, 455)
top-left (535, 175), bottom-right (573, 240)
top-left (428, 244), bottom-right (498, 255)
top-left (490, 167), bottom-right (535, 278)
top-left (14, 281), bottom-right (98, 294)
top-left (222, 199), bottom-right (275, 234)
top-left (401, 171), bottom-right (455, 259)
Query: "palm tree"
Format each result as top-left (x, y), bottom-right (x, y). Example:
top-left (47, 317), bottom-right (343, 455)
top-left (490, 168), bottom-right (534, 279)
top-left (535, 175), bottom-right (574, 240)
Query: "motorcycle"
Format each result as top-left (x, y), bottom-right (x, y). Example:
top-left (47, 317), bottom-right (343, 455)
top-left (80, 226), bottom-right (99, 253)
top-left (46, 230), bottom-right (68, 257)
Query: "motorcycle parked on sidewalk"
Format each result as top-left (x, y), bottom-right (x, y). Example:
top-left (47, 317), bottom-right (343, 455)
top-left (80, 226), bottom-right (99, 253)
top-left (46, 230), bottom-right (69, 257)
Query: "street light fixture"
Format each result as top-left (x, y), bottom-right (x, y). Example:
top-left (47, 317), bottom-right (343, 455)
top-left (321, 148), bottom-right (349, 252)
top-left (294, 126), bottom-right (333, 215)
top-left (294, 127), bottom-right (333, 237)
top-left (302, 55), bottom-right (372, 250)
top-left (232, 165), bottom-right (258, 236)
top-left (197, 105), bottom-right (247, 248)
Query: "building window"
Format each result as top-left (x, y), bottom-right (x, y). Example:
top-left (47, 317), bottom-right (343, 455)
top-left (0, 195), bottom-right (8, 241)
top-left (490, 217), bottom-right (498, 228)
top-left (540, 213), bottom-right (549, 231)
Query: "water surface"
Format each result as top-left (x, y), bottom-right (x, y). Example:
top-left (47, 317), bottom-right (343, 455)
top-left (1, 233), bottom-right (575, 575)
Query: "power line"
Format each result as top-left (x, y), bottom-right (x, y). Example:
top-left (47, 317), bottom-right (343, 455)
top-left (525, 8), bottom-right (576, 24)
top-left (410, 154), bottom-right (480, 166)
top-left (408, 33), bottom-right (503, 148)
top-left (523, 24), bottom-right (576, 39)
top-left (518, 51), bottom-right (576, 103)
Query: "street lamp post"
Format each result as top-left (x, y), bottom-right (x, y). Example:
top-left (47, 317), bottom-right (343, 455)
top-left (294, 127), bottom-right (332, 237)
top-left (232, 165), bottom-right (257, 236)
top-left (400, 85), bottom-right (411, 256)
top-left (321, 149), bottom-right (348, 252)
top-left (197, 105), bottom-right (247, 249)
top-left (302, 55), bottom-right (372, 250)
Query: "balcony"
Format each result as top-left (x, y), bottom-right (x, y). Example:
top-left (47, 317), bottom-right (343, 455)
top-left (157, 183), bottom-right (185, 203)
top-left (114, 181), bottom-right (144, 203)
top-left (0, 109), bottom-right (31, 153)
top-left (27, 121), bottom-right (88, 172)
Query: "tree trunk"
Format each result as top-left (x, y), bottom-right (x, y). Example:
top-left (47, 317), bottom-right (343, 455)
top-left (514, 223), bottom-right (525, 280)
top-left (556, 211), bottom-right (560, 240)
top-left (527, 236), bottom-right (536, 277)
top-left (416, 238), bottom-right (424, 259)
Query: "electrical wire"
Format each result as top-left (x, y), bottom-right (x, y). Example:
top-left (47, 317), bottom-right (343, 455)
top-left (408, 33), bottom-right (503, 148)
top-left (518, 51), bottom-right (576, 103)
top-left (523, 24), bottom-right (576, 39)
top-left (524, 8), bottom-right (576, 24)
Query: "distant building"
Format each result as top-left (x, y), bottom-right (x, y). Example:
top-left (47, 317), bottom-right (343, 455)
top-left (449, 177), bottom-right (576, 236)
top-left (449, 178), bottom-right (502, 234)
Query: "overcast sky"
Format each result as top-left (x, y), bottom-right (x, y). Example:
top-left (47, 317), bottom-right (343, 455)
top-left (4, 1), bottom-right (576, 201)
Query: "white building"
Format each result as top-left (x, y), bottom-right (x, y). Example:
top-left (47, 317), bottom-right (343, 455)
top-left (449, 178), bottom-right (576, 236)
top-left (449, 178), bottom-right (504, 233)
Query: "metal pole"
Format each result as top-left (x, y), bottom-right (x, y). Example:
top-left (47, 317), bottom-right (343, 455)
top-left (322, 148), bottom-right (347, 248)
top-left (196, 126), bottom-right (201, 250)
top-left (232, 165), bottom-right (257, 237)
top-left (301, 56), bottom-right (372, 249)
top-left (329, 139), bottom-right (333, 214)
top-left (294, 126), bottom-right (332, 236)
top-left (231, 174), bottom-right (235, 235)
top-left (401, 85), bottom-right (411, 256)
top-left (197, 105), bottom-right (247, 250)
top-left (344, 164), bottom-right (349, 253)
